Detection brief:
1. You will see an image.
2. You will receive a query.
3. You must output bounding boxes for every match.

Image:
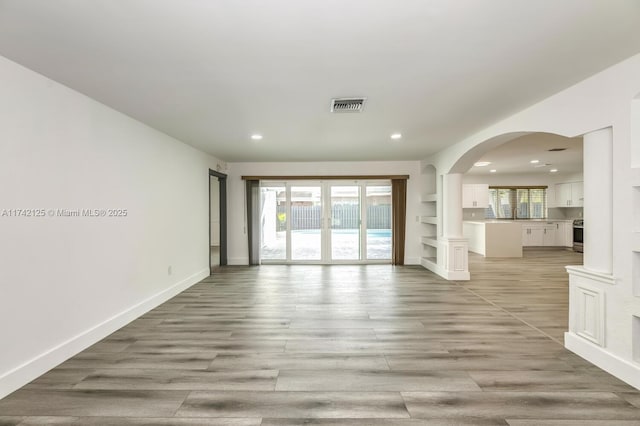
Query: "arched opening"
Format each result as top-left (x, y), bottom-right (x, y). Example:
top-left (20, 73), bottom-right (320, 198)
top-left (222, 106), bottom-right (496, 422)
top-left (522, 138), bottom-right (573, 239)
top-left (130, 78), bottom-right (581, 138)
top-left (449, 131), bottom-right (579, 175)
top-left (449, 132), bottom-right (532, 174)
top-left (443, 131), bottom-right (586, 343)
top-left (449, 132), bottom-right (583, 226)
top-left (631, 91), bottom-right (640, 306)
top-left (632, 92), bottom-right (640, 169)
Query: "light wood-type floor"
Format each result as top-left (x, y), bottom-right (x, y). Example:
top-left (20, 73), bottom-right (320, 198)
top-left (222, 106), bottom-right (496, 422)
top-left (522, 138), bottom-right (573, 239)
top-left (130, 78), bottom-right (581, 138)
top-left (2, 248), bottom-right (640, 425)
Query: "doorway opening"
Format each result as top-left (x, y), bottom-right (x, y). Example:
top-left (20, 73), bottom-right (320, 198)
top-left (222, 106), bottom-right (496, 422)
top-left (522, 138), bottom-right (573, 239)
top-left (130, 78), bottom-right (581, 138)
top-left (209, 169), bottom-right (227, 273)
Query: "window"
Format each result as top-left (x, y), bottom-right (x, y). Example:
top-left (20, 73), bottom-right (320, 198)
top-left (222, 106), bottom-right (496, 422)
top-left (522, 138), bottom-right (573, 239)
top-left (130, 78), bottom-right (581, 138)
top-left (485, 187), bottom-right (547, 219)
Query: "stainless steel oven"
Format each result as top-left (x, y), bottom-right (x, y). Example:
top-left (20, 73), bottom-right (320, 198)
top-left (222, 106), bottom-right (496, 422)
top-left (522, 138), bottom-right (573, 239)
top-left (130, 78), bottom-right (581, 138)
top-left (573, 219), bottom-right (583, 252)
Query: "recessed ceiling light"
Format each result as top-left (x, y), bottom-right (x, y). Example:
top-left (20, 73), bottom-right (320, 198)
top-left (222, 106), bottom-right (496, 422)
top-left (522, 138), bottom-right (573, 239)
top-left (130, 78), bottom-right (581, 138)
top-left (490, 169), bottom-right (497, 173)
top-left (390, 133), bottom-right (402, 140)
top-left (550, 169), bottom-right (558, 173)
top-left (530, 160), bottom-right (540, 164)
top-left (474, 161), bottom-right (491, 167)
top-left (251, 134), bottom-right (263, 140)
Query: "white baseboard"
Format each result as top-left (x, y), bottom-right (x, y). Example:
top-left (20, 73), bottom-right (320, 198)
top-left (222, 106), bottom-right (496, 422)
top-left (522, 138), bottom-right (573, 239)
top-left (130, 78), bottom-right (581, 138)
top-left (0, 267), bottom-right (209, 400)
top-left (421, 259), bottom-right (470, 281)
top-left (565, 331), bottom-right (640, 390)
top-left (444, 270), bottom-right (471, 281)
top-left (421, 257), bottom-right (440, 274)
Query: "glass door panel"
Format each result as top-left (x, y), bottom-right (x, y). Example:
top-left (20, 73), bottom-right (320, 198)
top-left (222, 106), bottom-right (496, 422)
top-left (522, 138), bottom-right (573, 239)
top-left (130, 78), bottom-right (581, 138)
top-left (366, 185), bottom-right (392, 260)
top-left (259, 181), bottom-right (392, 264)
top-left (291, 186), bottom-right (322, 260)
top-left (260, 185), bottom-right (286, 260)
top-left (330, 185), bottom-right (361, 260)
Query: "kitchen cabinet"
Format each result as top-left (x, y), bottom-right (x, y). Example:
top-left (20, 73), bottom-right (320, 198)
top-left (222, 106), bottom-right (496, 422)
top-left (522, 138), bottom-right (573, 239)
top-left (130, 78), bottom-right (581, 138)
top-left (555, 182), bottom-right (584, 207)
top-left (555, 222), bottom-right (573, 247)
top-left (463, 184), bottom-right (489, 208)
top-left (542, 225), bottom-right (556, 246)
top-left (522, 226), bottom-right (544, 246)
top-left (565, 222), bottom-right (574, 247)
top-left (521, 221), bottom-right (572, 247)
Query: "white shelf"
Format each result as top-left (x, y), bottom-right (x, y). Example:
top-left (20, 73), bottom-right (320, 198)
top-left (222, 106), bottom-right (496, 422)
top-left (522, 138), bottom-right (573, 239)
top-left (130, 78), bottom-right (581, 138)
top-left (421, 193), bottom-right (437, 202)
top-left (634, 252), bottom-right (640, 297)
top-left (421, 256), bottom-right (437, 268)
top-left (632, 167), bottom-right (640, 187)
top-left (421, 236), bottom-right (438, 248)
top-left (633, 315), bottom-right (640, 362)
top-left (420, 216), bottom-right (438, 225)
top-left (633, 232), bottom-right (640, 252)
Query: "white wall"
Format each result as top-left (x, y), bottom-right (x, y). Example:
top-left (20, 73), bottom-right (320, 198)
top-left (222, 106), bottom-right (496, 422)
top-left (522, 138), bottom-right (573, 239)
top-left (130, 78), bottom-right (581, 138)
top-left (226, 161), bottom-right (422, 265)
top-left (424, 53), bottom-right (640, 389)
top-left (0, 56), bottom-right (224, 398)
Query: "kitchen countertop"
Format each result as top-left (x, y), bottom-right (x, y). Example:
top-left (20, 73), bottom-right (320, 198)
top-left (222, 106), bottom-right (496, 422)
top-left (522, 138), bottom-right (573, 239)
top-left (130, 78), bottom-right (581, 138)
top-left (464, 219), bottom-right (576, 224)
top-left (463, 220), bottom-right (523, 257)
top-left (465, 220), bottom-right (522, 225)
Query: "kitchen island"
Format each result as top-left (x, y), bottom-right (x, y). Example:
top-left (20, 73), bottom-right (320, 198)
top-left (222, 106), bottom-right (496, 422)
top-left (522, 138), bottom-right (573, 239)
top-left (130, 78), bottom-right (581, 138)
top-left (463, 220), bottom-right (523, 257)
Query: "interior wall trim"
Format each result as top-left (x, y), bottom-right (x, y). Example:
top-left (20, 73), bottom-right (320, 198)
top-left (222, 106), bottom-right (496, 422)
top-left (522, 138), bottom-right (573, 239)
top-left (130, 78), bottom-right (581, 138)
top-left (0, 268), bottom-right (209, 400)
top-left (209, 169), bottom-right (228, 266)
top-left (565, 331), bottom-right (640, 390)
top-left (566, 265), bottom-right (616, 286)
top-left (241, 175), bottom-right (409, 181)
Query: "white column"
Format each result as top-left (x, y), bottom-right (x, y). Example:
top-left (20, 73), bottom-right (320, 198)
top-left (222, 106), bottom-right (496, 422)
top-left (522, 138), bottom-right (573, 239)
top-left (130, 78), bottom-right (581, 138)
top-left (565, 127), bottom-right (614, 355)
top-left (443, 173), bottom-right (463, 238)
top-left (583, 127), bottom-right (613, 274)
top-left (436, 173), bottom-right (469, 280)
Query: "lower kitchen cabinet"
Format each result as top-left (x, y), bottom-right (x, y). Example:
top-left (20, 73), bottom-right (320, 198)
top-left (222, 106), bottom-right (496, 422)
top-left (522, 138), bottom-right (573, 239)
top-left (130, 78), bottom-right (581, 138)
top-left (542, 225), bottom-right (556, 246)
top-left (556, 222), bottom-right (573, 247)
top-left (522, 226), bottom-right (544, 246)
top-left (521, 221), bottom-right (572, 247)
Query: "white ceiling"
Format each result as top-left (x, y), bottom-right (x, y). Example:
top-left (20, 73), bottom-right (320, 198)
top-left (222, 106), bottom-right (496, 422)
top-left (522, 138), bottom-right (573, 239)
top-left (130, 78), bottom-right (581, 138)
top-left (1, 1), bottom-right (639, 162)
top-left (466, 133), bottom-right (583, 175)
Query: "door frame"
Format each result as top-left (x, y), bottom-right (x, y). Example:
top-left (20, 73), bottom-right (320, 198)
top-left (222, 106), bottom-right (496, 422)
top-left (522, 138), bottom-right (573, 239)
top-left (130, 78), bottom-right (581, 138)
top-left (260, 179), bottom-right (392, 265)
top-left (209, 169), bottom-right (228, 267)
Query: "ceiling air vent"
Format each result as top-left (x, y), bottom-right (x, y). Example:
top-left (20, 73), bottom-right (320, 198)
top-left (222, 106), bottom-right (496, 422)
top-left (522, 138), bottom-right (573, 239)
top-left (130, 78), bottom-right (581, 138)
top-left (330, 97), bottom-right (366, 113)
top-left (548, 148), bottom-right (567, 152)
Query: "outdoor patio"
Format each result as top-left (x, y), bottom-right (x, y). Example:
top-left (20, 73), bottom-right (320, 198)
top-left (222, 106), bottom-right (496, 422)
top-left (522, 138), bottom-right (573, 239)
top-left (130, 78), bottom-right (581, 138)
top-left (261, 229), bottom-right (392, 261)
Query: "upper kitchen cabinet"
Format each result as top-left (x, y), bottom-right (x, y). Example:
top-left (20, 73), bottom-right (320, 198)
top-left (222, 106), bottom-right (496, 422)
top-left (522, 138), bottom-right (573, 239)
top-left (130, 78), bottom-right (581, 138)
top-left (462, 184), bottom-right (489, 208)
top-left (555, 181), bottom-right (583, 207)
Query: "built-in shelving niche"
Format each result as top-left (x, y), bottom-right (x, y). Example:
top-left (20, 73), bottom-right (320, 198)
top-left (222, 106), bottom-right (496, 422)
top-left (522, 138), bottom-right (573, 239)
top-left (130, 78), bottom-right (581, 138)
top-left (634, 251), bottom-right (640, 297)
top-left (634, 315), bottom-right (640, 364)
top-left (630, 97), bottom-right (639, 364)
top-left (420, 163), bottom-right (439, 269)
top-left (633, 184), bottom-right (640, 234)
top-left (634, 178), bottom-right (640, 297)
top-left (421, 199), bottom-right (438, 265)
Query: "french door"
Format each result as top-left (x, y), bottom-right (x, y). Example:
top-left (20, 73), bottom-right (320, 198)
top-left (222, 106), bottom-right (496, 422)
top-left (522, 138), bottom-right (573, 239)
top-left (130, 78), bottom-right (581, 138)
top-left (260, 181), bottom-right (392, 264)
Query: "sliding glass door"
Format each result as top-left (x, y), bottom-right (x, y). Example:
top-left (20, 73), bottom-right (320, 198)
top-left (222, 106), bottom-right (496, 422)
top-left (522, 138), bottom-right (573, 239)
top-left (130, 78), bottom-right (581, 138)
top-left (260, 185), bottom-right (286, 260)
top-left (291, 185), bottom-right (323, 261)
top-left (366, 185), bottom-right (392, 260)
top-left (260, 180), bottom-right (391, 264)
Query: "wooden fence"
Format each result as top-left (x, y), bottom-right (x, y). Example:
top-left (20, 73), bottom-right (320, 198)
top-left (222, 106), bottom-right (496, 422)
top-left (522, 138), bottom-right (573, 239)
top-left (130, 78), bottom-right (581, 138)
top-left (276, 205), bottom-right (391, 230)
